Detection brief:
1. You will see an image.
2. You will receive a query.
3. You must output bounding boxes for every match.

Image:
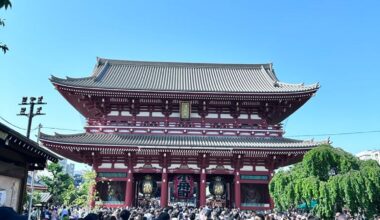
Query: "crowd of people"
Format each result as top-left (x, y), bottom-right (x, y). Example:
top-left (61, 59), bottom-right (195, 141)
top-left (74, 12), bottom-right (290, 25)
top-left (1, 204), bottom-right (378, 220)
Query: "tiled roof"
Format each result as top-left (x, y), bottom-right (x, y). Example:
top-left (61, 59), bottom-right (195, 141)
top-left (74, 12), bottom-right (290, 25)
top-left (0, 122), bottom-right (59, 163)
top-left (39, 192), bottom-right (52, 203)
top-left (40, 133), bottom-right (324, 150)
top-left (50, 58), bottom-right (319, 94)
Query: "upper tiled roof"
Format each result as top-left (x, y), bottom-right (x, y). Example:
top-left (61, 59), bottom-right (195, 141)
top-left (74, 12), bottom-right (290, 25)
top-left (40, 132), bottom-right (324, 150)
top-left (50, 58), bottom-right (319, 94)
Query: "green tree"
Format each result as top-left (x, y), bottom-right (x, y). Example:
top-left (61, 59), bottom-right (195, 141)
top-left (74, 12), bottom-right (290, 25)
top-left (40, 162), bottom-right (74, 205)
top-left (0, 0), bottom-right (12, 53)
top-left (25, 191), bottom-right (42, 207)
top-left (62, 182), bottom-right (77, 206)
top-left (269, 145), bottom-right (380, 218)
top-left (74, 170), bottom-right (96, 207)
top-left (62, 170), bottom-right (96, 207)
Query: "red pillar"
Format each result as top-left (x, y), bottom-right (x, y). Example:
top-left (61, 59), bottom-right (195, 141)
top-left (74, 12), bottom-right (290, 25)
top-left (125, 169), bottom-right (134, 208)
top-left (199, 168), bottom-right (207, 207)
top-left (90, 164), bottom-right (97, 209)
top-left (269, 170), bottom-right (274, 209)
top-left (234, 170), bottom-right (241, 209)
top-left (160, 168), bottom-right (168, 208)
top-left (89, 182), bottom-right (96, 209)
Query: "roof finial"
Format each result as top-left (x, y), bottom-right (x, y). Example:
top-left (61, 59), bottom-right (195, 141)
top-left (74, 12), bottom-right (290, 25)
top-left (96, 57), bottom-right (103, 67)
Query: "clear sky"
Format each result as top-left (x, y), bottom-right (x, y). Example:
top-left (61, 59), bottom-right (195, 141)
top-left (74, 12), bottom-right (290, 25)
top-left (1, 0), bottom-right (379, 166)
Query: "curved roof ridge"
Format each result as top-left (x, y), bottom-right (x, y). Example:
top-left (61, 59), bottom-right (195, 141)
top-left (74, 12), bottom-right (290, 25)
top-left (262, 64), bottom-right (279, 82)
top-left (40, 132), bottom-right (87, 138)
top-left (50, 75), bottom-right (94, 82)
top-left (278, 81), bottom-right (320, 88)
top-left (94, 60), bottom-right (110, 81)
top-left (97, 57), bottom-right (273, 69)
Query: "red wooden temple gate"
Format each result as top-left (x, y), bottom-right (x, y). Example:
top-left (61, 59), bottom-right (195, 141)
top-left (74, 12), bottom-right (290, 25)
top-left (40, 58), bottom-right (324, 210)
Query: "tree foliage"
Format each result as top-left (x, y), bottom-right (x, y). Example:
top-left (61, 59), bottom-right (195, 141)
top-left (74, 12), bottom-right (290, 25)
top-left (40, 162), bottom-right (73, 205)
top-left (63, 170), bottom-right (96, 207)
top-left (40, 163), bottom-right (96, 207)
top-left (0, 0), bottom-right (11, 54)
top-left (74, 171), bottom-right (96, 206)
top-left (269, 145), bottom-right (380, 218)
top-left (25, 190), bottom-right (42, 207)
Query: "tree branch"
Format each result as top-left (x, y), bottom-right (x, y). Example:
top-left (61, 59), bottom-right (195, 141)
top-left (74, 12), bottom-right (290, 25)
top-left (0, 44), bottom-right (8, 54)
top-left (0, 0), bottom-right (12, 9)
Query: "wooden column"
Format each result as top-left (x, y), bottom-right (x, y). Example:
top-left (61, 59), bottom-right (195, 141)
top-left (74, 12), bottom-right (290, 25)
top-left (199, 168), bottom-right (207, 207)
top-left (269, 169), bottom-right (275, 209)
top-left (89, 161), bottom-right (97, 209)
top-left (234, 169), bottom-right (241, 209)
top-left (160, 168), bottom-right (169, 208)
top-left (125, 169), bottom-right (134, 207)
top-left (89, 183), bottom-right (96, 209)
top-left (20, 164), bottom-right (29, 213)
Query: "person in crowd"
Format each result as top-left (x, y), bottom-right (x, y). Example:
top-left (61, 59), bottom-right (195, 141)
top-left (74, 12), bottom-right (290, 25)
top-left (0, 206), bottom-right (28, 220)
top-left (24, 203), bottom-right (377, 220)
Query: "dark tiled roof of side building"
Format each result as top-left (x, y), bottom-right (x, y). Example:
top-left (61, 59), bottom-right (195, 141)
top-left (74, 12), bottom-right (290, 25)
top-left (0, 122), bottom-right (60, 163)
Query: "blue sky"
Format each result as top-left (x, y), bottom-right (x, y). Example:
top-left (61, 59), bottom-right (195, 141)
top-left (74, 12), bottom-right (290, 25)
top-left (1, 0), bottom-right (379, 162)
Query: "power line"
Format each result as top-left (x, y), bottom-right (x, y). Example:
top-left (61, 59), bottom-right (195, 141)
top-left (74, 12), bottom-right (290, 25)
top-left (0, 116), bottom-right (40, 131)
top-left (42, 127), bottom-right (83, 132)
top-left (2, 115), bottom-right (380, 137)
top-left (0, 115), bottom-right (27, 130)
top-left (0, 116), bottom-right (82, 132)
top-left (288, 130), bottom-right (380, 137)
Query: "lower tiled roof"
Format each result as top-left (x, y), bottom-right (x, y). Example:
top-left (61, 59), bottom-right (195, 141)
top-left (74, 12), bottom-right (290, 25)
top-left (40, 133), bottom-right (325, 150)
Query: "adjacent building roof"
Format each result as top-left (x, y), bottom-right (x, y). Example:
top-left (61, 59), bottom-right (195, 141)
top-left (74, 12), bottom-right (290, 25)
top-left (356, 150), bottom-right (380, 165)
top-left (39, 192), bottom-right (52, 203)
top-left (0, 122), bottom-right (59, 163)
top-left (27, 174), bottom-right (47, 189)
top-left (51, 58), bottom-right (319, 94)
top-left (40, 132), bottom-right (324, 150)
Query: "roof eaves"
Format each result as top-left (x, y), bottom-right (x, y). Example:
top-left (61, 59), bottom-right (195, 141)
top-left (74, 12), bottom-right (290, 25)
top-left (51, 80), bottom-right (320, 96)
top-left (40, 133), bottom-right (326, 149)
top-left (0, 122), bottom-right (61, 162)
top-left (50, 75), bottom-right (94, 83)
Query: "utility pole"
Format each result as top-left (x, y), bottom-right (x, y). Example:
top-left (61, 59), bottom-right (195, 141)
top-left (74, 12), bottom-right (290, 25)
top-left (17, 97), bottom-right (46, 220)
top-left (27, 124), bottom-right (42, 220)
top-left (17, 96), bottom-right (46, 138)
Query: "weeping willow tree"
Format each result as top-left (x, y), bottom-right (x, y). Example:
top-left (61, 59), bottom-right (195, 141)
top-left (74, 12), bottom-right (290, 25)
top-left (269, 145), bottom-right (380, 218)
